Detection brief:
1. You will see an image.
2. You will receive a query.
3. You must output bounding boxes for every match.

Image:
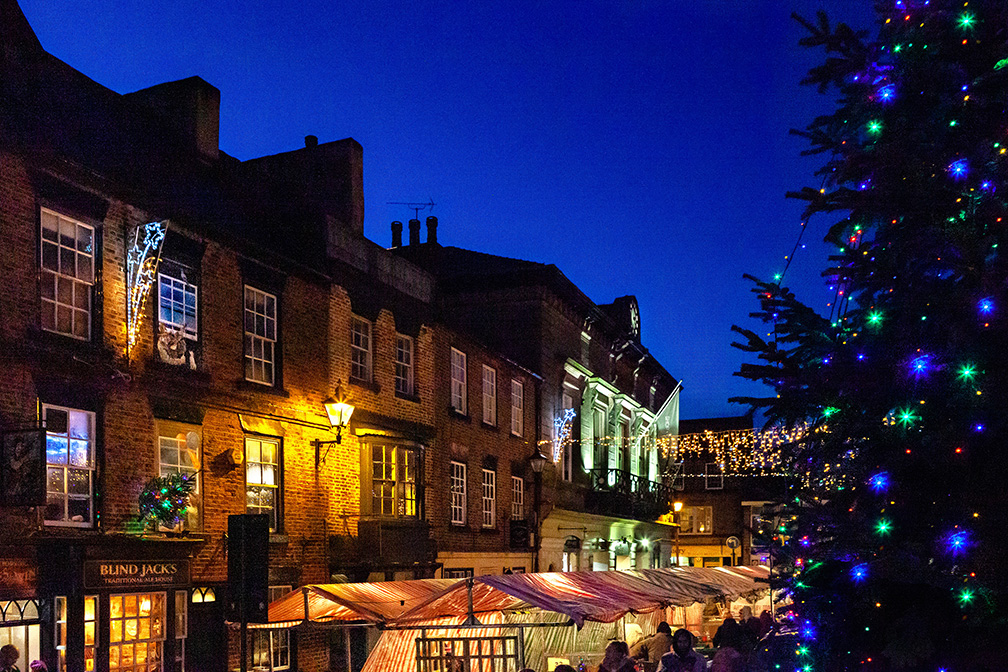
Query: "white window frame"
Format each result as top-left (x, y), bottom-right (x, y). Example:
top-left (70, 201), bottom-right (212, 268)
top-left (250, 586), bottom-right (291, 670)
top-left (351, 316), bottom-right (373, 383)
top-left (482, 365), bottom-right (497, 425)
top-left (158, 272), bottom-right (198, 340)
top-left (158, 423), bottom-right (202, 532)
top-left (511, 476), bottom-right (524, 519)
top-left (705, 462), bottom-right (724, 490)
top-left (40, 208), bottom-right (94, 340)
top-left (510, 379), bottom-right (524, 436)
top-left (245, 437), bottom-right (281, 532)
top-left (450, 461), bottom-right (467, 525)
top-left (482, 469), bottom-right (496, 528)
top-left (243, 285), bottom-right (277, 385)
top-left (450, 348), bottom-right (467, 414)
top-left (174, 589), bottom-right (187, 672)
top-left (394, 333), bottom-right (414, 395)
top-left (43, 404), bottom-right (95, 527)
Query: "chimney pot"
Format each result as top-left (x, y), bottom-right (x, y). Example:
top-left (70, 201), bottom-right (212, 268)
top-left (408, 219), bottom-right (421, 246)
top-left (304, 135), bottom-right (318, 148)
top-left (391, 221), bottom-right (403, 248)
top-left (426, 216), bottom-right (438, 244)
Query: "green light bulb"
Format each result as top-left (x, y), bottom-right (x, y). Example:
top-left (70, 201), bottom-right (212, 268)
top-left (958, 13), bottom-right (974, 29)
top-left (958, 364), bottom-right (976, 380)
top-left (876, 519), bottom-right (891, 535)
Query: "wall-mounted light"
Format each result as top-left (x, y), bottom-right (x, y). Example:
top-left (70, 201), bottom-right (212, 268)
top-left (315, 381), bottom-right (354, 469)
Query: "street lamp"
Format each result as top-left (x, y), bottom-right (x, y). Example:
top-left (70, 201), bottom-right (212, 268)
top-left (529, 447), bottom-right (548, 572)
top-left (315, 381), bottom-right (355, 469)
top-left (673, 501), bottom-right (683, 566)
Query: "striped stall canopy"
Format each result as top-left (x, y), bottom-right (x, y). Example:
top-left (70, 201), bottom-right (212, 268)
top-left (259, 578), bottom-right (458, 629)
top-left (390, 566), bottom-right (770, 628)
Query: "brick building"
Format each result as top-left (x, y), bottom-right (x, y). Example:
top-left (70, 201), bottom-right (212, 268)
top-left (0, 4), bottom-right (437, 672)
top-left (393, 223), bottom-right (682, 575)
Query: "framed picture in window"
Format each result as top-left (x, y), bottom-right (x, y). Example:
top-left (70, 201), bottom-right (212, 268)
top-left (1, 428), bottom-right (45, 506)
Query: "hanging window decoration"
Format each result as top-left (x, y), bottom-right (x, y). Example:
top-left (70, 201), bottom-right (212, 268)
top-left (138, 472), bottom-right (196, 531)
top-left (126, 221), bottom-right (168, 351)
top-left (552, 408), bottom-right (577, 462)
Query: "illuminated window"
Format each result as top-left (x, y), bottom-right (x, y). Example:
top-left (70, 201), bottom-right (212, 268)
top-left (482, 469), bottom-right (496, 528)
top-left (510, 380), bottom-right (524, 437)
top-left (157, 272), bottom-right (197, 340)
top-left (108, 592), bottom-right (165, 672)
top-left (158, 423), bottom-right (201, 531)
top-left (370, 444), bottom-right (417, 518)
top-left (3, 599), bottom-right (42, 672)
top-left (40, 208), bottom-right (94, 340)
top-left (351, 316), bottom-right (372, 383)
top-left (190, 587), bottom-right (216, 603)
top-left (680, 506), bottom-right (713, 535)
top-left (511, 476), bottom-right (524, 519)
top-left (395, 334), bottom-right (414, 395)
top-left (450, 348), bottom-right (467, 414)
top-left (482, 365), bottom-right (496, 425)
top-left (450, 461), bottom-right (467, 525)
top-left (250, 586), bottom-right (290, 670)
top-left (173, 590), bottom-right (187, 672)
top-left (244, 285), bottom-right (277, 385)
top-left (246, 437), bottom-right (281, 532)
top-left (43, 404), bottom-right (95, 527)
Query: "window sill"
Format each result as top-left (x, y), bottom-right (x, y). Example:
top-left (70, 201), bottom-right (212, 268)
top-left (395, 390), bottom-right (421, 403)
top-left (235, 379), bottom-right (289, 397)
top-left (449, 409), bottom-right (471, 423)
top-left (148, 360), bottom-right (212, 386)
top-left (480, 421), bottom-right (499, 432)
top-left (479, 527), bottom-right (499, 535)
top-left (510, 431), bottom-right (524, 439)
top-left (269, 533), bottom-right (289, 545)
top-left (350, 377), bottom-right (381, 394)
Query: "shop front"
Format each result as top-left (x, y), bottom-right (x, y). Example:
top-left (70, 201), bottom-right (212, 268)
top-left (0, 552), bottom-right (44, 672)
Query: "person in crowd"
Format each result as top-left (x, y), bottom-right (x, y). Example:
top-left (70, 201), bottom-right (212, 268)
top-left (712, 617), bottom-right (737, 649)
top-left (599, 640), bottom-right (636, 672)
top-left (553, 665), bottom-right (577, 672)
top-left (657, 629), bottom-right (705, 672)
top-left (758, 610), bottom-right (775, 637)
top-left (0, 645), bottom-right (20, 672)
top-left (28, 664), bottom-right (46, 672)
top-left (630, 621), bottom-right (673, 663)
top-left (710, 618), bottom-right (748, 672)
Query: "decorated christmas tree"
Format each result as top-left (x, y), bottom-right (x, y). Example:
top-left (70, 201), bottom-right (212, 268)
top-left (732, 1), bottom-right (1008, 669)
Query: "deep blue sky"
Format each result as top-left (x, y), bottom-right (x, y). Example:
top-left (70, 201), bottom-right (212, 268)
top-left (19, 0), bottom-right (876, 419)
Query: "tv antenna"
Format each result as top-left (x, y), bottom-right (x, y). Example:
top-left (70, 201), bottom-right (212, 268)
top-left (387, 199), bottom-right (436, 220)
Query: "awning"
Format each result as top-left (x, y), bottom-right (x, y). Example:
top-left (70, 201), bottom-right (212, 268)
top-left (254, 578), bottom-right (457, 629)
top-left (390, 566), bottom-right (769, 628)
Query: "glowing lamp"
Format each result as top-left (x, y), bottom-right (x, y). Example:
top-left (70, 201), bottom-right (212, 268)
top-left (322, 381), bottom-right (355, 441)
top-left (529, 447), bottom-right (548, 474)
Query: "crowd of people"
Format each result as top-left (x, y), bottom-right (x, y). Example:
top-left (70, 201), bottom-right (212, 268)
top-left (517, 607), bottom-right (776, 672)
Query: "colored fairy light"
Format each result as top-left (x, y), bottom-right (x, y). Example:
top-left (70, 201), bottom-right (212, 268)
top-left (958, 364), bottom-right (976, 381)
top-left (978, 298), bottom-right (994, 314)
top-left (823, 407), bottom-right (838, 418)
top-left (878, 83), bottom-right (896, 101)
top-left (876, 519), bottom-right (891, 535)
top-left (801, 622), bottom-right (816, 640)
top-left (868, 311), bottom-right (882, 325)
top-left (851, 564), bottom-right (868, 582)
top-left (869, 472), bottom-right (889, 493)
top-left (126, 221), bottom-right (168, 351)
top-left (946, 530), bottom-right (969, 555)
top-left (857, 353), bottom-right (866, 361)
top-left (958, 12), bottom-right (974, 29)
top-left (948, 159), bottom-right (968, 179)
top-left (959, 588), bottom-right (974, 605)
top-left (973, 423), bottom-right (984, 433)
top-left (981, 180), bottom-right (993, 191)
top-left (898, 409), bottom-right (918, 427)
top-left (910, 355), bottom-right (931, 378)
top-left (867, 120), bottom-right (882, 135)
top-left (800, 535), bottom-right (810, 547)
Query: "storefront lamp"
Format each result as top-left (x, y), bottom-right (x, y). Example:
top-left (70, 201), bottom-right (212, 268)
top-left (529, 447), bottom-right (548, 474)
top-left (673, 501), bottom-right (683, 513)
top-left (315, 381), bottom-right (354, 469)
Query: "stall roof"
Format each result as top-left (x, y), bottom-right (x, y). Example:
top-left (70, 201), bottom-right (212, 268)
top-left (263, 578), bottom-right (457, 628)
top-left (391, 566), bottom-right (769, 628)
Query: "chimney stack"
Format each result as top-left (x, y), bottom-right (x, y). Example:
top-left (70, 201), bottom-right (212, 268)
top-left (408, 219), bottom-right (421, 246)
top-left (391, 221), bottom-right (403, 248)
top-left (304, 135), bottom-right (318, 148)
top-left (426, 216), bottom-right (438, 244)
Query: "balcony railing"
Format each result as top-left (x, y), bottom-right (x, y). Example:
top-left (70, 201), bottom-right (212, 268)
top-left (585, 468), bottom-right (670, 520)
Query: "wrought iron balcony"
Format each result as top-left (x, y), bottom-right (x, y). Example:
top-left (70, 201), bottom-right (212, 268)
top-left (585, 468), bottom-right (670, 520)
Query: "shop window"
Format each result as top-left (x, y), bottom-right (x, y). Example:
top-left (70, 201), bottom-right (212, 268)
top-left (510, 379), bottom-right (524, 437)
top-left (450, 461), bottom-right (466, 525)
top-left (40, 208), bottom-right (94, 340)
top-left (395, 334), bottom-right (414, 395)
top-left (108, 593), bottom-right (165, 672)
top-left (450, 348), bottom-right (467, 414)
top-left (245, 437), bottom-right (281, 532)
top-left (56, 595), bottom-right (95, 672)
top-left (158, 422), bottom-right (202, 531)
top-left (250, 586), bottom-right (290, 670)
top-left (680, 506), bottom-right (713, 535)
top-left (43, 404), bottom-right (95, 527)
top-left (482, 469), bottom-right (496, 528)
top-left (173, 591), bottom-right (187, 672)
top-left (350, 316), bottom-right (373, 383)
top-left (243, 285), bottom-right (277, 385)
top-left (369, 444), bottom-right (417, 518)
top-left (511, 476), bottom-right (523, 519)
top-left (2, 600), bottom-right (42, 672)
top-left (482, 365), bottom-right (496, 425)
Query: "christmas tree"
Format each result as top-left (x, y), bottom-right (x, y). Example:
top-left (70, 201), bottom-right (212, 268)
top-left (732, 1), bottom-right (1008, 669)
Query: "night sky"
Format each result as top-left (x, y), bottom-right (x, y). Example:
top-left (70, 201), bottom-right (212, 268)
top-left (18, 0), bottom-right (876, 419)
